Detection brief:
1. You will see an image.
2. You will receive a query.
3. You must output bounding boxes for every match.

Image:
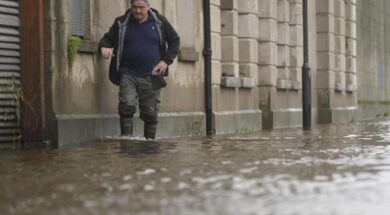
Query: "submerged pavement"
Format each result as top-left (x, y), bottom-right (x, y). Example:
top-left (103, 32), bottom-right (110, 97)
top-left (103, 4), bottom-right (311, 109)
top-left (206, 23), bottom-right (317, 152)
top-left (2, 120), bottom-right (390, 214)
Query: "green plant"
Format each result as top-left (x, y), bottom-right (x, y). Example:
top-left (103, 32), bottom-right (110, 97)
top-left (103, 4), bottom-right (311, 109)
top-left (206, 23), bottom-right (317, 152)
top-left (68, 35), bottom-right (82, 66)
top-left (191, 121), bottom-right (203, 136)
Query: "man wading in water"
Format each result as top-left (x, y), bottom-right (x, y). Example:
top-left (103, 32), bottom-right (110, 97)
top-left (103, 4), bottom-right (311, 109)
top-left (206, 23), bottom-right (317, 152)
top-left (99, 0), bottom-right (180, 139)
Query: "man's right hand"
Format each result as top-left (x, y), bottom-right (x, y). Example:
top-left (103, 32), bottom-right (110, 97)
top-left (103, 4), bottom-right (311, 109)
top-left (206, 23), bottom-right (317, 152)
top-left (101, 47), bottom-right (114, 59)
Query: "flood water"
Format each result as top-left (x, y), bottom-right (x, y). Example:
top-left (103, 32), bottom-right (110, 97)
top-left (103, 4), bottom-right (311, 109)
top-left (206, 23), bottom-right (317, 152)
top-left (2, 120), bottom-right (390, 214)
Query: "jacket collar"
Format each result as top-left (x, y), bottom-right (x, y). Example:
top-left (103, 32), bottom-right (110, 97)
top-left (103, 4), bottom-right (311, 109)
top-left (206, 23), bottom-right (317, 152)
top-left (121, 8), bottom-right (162, 25)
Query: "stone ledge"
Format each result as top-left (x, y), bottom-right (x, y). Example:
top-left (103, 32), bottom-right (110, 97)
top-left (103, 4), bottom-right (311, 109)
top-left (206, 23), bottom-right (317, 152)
top-left (290, 80), bottom-right (302, 90)
top-left (272, 108), bottom-right (303, 129)
top-left (54, 112), bottom-right (206, 147)
top-left (221, 76), bottom-right (241, 88)
top-left (213, 110), bottom-right (262, 134)
top-left (178, 48), bottom-right (199, 62)
top-left (318, 106), bottom-right (358, 124)
top-left (276, 79), bottom-right (302, 90)
top-left (335, 82), bottom-right (345, 92)
top-left (276, 79), bottom-right (291, 90)
top-left (240, 77), bottom-right (256, 88)
top-left (346, 84), bottom-right (356, 92)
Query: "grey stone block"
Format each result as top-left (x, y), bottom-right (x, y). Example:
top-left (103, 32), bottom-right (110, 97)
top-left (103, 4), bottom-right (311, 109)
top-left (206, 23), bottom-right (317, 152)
top-left (334, 82), bottom-right (345, 92)
top-left (221, 76), bottom-right (241, 88)
top-left (276, 79), bottom-right (291, 90)
top-left (213, 110), bottom-right (262, 134)
top-left (241, 77), bottom-right (256, 88)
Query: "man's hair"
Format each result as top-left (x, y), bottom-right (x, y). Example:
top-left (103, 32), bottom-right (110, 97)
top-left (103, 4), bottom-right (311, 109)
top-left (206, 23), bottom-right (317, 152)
top-left (131, 0), bottom-right (150, 6)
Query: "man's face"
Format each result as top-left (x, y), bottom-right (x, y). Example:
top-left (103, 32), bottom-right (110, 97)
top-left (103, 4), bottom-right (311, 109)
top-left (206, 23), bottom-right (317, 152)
top-left (131, 0), bottom-right (150, 22)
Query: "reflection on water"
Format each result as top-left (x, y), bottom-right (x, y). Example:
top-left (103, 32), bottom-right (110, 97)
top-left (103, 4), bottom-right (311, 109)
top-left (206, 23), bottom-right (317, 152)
top-left (2, 121), bottom-right (390, 214)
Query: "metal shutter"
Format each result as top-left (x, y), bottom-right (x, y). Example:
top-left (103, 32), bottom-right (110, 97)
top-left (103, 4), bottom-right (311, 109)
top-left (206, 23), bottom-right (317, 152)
top-left (0, 0), bottom-right (20, 143)
top-left (70, 0), bottom-right (87, 36)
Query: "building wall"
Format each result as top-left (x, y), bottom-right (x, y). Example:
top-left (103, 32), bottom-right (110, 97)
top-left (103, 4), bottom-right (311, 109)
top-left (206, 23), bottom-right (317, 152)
top-left (45, 0), bottom-right (363, 146)
top-left (46, 0), bottom-right (208, 146)
top-left (356, 0), bottom-right (390, 119)
top-left (315, 0), bottom-right (358, 123)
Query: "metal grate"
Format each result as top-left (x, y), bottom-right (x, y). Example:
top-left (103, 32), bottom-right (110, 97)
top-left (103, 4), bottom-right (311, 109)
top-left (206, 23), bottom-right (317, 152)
top-left (0, 0), bottom-right (21, 143)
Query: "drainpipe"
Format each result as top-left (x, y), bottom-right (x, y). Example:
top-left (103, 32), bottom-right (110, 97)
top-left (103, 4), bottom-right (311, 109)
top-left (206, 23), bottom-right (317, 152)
top-left (302, 0), bottom-right (311, 131)
top-left (203, 0), bottom-right (213, 136)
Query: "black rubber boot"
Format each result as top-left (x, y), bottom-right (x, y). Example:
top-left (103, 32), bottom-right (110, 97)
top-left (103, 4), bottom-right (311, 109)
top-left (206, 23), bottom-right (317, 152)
top-left (144, 123), bottom-right (157, 140)
top-left (120, 118), bottom-right (134, 137)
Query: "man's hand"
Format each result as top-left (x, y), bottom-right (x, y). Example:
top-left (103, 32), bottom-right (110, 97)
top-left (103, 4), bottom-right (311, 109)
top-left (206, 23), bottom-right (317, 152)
top-left (101, 47), bottom-right (114, 59)
top-left (152, 60), bottom-right (168, 75)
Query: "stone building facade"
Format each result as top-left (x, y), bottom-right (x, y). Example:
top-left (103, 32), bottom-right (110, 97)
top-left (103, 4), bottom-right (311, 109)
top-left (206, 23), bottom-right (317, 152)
top-left (7, 0), bottom-right (390, 146)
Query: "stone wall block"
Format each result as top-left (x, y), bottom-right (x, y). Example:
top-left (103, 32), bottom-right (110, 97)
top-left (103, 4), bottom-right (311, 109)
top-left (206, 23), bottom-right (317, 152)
top-left (345, 0), bottom-right (356, 4)
top-left (316, 0), bottom-right (335, 14)
top-left (289, 68), bottom-right (302, 82)
top-left (317, 70), bottom-right (335, 89)
top-left (211, 33), bottom-right (222, 60)
top-left (240, 63), bottom-right (258, 79)
top-left (346, 56), bottom-right (356, 73)
top-left (258, 42), bottom-right (278, 66)
top-left (277, 22), bottom-right (290, 45)
top-left (317, 52), bottom-right (335, 71)
top-left (211, 5), bottom-right (221, 33)
top-left (220, 0), bottom-right (238, 10)
top-left (258, 0), bottom-right (277, 19)
top-left (221, 10), bottom-right (239, 36)
top-left (289, 47), bottom-right (303, 67)
top-left (317, 14), bottom-right (335, 33)
top-left (346, 20), bottom-right (356, 39)
top-left (317, 33), bottom-right (335, 52)
top-left (289, 2), bottom-right (302, 25)
top-left (346, 72), bottom-right (357, 86)
top-left (277, 68), bottom-right (288, 80)
top-left (239, 39), bottom-right (258, 63)
top-left (258, 65), bottom-right (278, 86)
top-left (259, 18), bottom-right (278, 42)
top-left (289, 25), bottom-right (303, 46)
top-left (212, 61), bottom-right (222, 84)
top-left (222, 62), bottom-right (239, 77)
top-left (289, 0), bottom-right (302, 3)
top-left (277, 45), bottom-right (290, 67)
top-left (335, 18), bottom-right (346, 36)
top-left (238, 0), bottom-right (258, 14)
top-left (334, 35), bottom-right (346, 54)
top-left (346, 3), bottom-right (356, 21)
top-left (346, 38), bottom-right (357, 57)
top-left (211, 0), bottom-right (221, 6)
top-left (334, 0), bottom-right (346, 17)
top-left (221, 36), bottom-right (239, 62)
top-left (335, 54), bottom-right (346, 72)
top-left (239, 14), bottom-right (259, 38)
top-left (277, 0), bottom-right (289, 22)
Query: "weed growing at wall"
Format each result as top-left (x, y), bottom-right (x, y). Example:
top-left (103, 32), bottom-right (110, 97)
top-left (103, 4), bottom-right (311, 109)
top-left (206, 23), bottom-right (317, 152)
top-left (10, 76), bottom-right (22, 148)
top-left (68, 35), bottom-right (82, 67)
top-left (0, 76), bottom-right (35, 149)
top-left (0, 77), bottom-right (21, 148)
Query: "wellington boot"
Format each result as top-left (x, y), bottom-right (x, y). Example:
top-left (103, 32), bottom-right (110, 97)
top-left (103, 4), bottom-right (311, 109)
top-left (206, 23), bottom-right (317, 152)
top-left (120, 118), bottom-right (134, 137)
top-left (144, 123), bottom-right (157, 140)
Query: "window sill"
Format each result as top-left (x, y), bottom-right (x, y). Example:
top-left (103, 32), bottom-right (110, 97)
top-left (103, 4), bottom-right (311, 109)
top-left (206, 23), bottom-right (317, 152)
top-left (178, 48), bottom-right (199, 62)
top-left (78, 40), bottom-right (98, 54)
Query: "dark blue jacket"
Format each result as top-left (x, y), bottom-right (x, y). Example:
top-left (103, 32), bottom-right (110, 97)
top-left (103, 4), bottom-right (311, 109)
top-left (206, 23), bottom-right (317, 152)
top-left (98, 8), bottom-right (180, 85)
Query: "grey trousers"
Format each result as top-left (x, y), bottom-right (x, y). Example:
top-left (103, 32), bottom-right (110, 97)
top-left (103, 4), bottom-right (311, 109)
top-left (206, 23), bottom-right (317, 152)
top-left (118, 73), bottom-right (161, 124)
